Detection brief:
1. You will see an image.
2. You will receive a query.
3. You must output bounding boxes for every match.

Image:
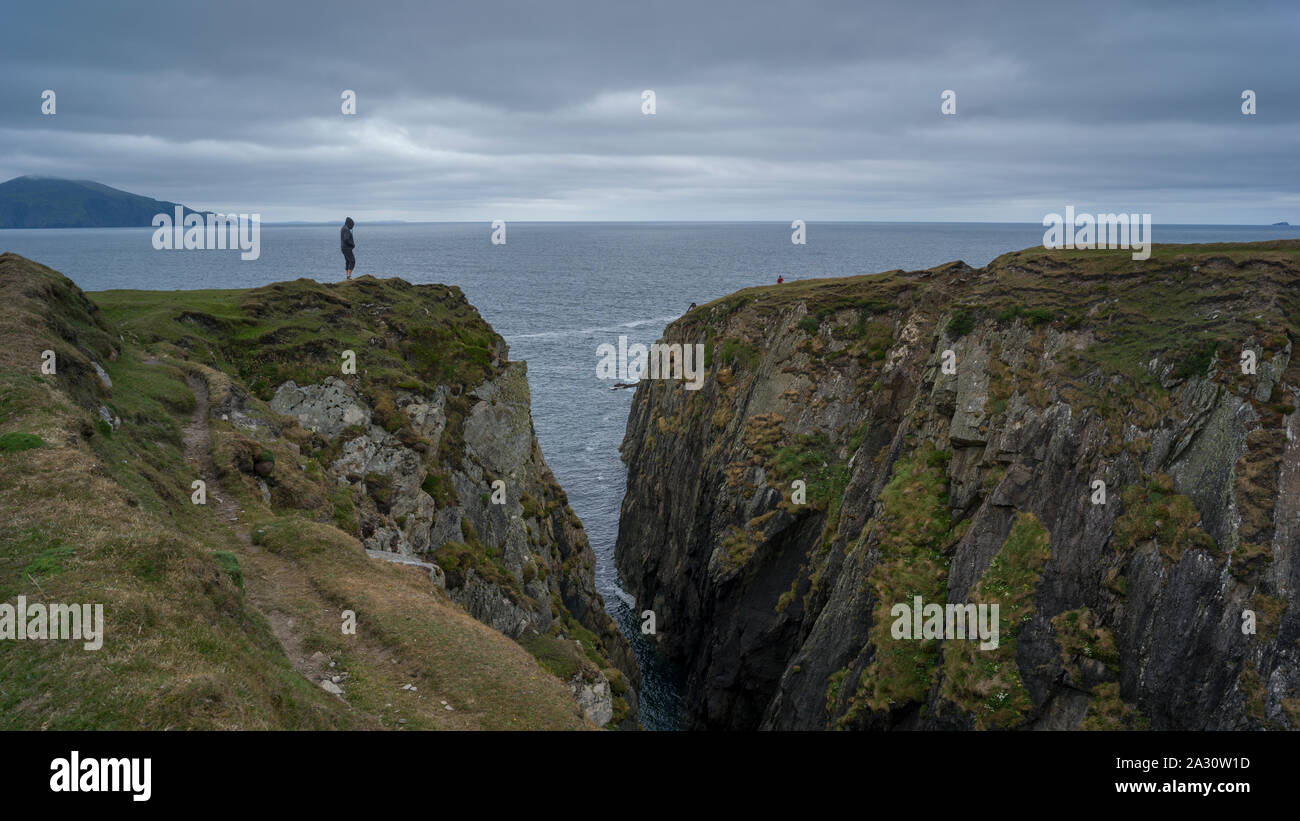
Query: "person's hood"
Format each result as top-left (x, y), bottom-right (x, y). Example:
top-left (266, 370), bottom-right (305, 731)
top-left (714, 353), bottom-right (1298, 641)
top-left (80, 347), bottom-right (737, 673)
top-left (344, 217), bottom-right (354, 229)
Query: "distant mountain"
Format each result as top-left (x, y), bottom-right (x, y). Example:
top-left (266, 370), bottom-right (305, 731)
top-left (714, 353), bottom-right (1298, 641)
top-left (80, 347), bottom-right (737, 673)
top-left (0, 176), bottom-right (209, 228)
top-left (1273, 221), bottom-right (1290, 227)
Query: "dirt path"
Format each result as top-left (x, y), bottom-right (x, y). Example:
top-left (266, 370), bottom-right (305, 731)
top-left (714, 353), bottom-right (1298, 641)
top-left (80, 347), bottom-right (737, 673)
top-left (182, 375), bottom-right (248, 542)
top-left (181, 374), bottom-right (357, 704)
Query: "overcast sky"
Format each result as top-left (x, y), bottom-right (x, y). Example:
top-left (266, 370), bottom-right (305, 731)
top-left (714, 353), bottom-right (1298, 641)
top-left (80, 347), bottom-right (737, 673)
top-left (2, 0), bottom-right (1298, 222)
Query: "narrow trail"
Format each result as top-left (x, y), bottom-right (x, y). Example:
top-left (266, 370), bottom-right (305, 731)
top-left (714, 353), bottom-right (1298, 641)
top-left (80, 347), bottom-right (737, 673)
top-left (180, 374), bottom-right (364, 713)
top-left (182, 375), bottom-right (248, 543)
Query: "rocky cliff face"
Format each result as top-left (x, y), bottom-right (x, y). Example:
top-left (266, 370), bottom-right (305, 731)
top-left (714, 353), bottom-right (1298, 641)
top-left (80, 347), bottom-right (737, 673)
top-left (260, 366), bottom-right (637, 726)
top-left (104, 274), bottom-right (639, 727)
top-left (616, 241), bottom-right (1300, 730)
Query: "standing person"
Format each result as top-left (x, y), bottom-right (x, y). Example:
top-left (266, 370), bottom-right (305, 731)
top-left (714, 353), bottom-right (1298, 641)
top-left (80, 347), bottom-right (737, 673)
top-left (341, 217), bottom-right (356, 280)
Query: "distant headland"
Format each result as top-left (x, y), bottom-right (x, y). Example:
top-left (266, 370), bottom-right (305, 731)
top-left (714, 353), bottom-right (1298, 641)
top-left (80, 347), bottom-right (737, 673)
top-left (0, 176), bottom-right (209, 229)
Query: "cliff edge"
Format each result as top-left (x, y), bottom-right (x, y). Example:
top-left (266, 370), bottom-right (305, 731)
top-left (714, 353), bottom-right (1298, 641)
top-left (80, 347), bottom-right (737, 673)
top-left (0, 253), bottom-right (638, 729)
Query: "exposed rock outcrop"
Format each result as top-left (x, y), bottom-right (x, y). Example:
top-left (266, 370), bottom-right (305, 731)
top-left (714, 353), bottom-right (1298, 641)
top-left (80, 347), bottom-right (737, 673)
top-left (616, 242), bottom-right (1300, 730)
top-left (108, 273), bottom-right (638, 728)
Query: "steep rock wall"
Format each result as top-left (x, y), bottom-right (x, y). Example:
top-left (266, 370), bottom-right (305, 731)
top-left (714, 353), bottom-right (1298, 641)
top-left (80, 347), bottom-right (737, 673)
top-left (617, 242), bottom-right (1300, 730)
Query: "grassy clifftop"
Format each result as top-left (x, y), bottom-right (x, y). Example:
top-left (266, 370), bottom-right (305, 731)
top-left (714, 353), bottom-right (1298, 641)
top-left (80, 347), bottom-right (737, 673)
top-left (0, 253), bottom-right (610, 730)
top-left (676, 240), bottom-right (1300, 391)
top-left (96, 275), bottom-right (499, 404)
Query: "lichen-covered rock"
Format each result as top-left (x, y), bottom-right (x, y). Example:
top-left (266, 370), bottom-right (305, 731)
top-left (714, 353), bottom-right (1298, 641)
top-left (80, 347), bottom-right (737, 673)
top-left (270, 377), bottom-right (370, 437)
top-left (571, 671), bottom-right (613, 727)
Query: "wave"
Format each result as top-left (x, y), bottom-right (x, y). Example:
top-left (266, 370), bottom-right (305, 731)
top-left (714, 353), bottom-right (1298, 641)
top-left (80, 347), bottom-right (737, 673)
top-left (509, 314), bottom-right (679, 342)
top-left (611, 587), bottom-right (636, 609)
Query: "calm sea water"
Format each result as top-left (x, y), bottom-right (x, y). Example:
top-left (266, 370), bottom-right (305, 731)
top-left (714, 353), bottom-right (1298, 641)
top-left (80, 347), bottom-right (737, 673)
top-left (3, 221), bottom-right (1294, 729)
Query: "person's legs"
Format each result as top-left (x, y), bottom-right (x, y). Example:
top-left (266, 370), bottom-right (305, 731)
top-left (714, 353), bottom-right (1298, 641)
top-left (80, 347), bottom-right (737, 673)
top-left (344, 252), bottom-right (355, 280)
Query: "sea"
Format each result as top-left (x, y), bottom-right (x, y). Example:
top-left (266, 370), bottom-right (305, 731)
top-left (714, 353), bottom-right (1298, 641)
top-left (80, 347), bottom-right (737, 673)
top-left (3, 221), bottom-right (1294, 729)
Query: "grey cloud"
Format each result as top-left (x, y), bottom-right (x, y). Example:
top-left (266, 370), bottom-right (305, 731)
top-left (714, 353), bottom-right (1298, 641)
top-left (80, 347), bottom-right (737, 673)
top-left (1, 0), bottom-right (1296, 222)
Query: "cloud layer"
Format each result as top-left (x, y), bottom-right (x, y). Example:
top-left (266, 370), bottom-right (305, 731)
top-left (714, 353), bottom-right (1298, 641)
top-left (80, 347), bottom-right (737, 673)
top-left (3, 0), bottom-right (1297, 222)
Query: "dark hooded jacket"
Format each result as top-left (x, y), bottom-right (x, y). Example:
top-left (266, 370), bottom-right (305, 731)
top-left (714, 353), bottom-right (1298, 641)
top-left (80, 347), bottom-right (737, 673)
top-left (341, 218), bottom-right (355, 253)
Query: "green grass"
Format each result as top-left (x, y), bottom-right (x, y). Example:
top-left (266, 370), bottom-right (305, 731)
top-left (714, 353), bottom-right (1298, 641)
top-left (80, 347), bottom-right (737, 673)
top-left (211, 551), bottom-right (244, 591)
top-left (0, 432), bottom-right (43, 452)
top-left (419, 469), bottom-right (457, 508)
top-left (329, 486), bottom-right (358, 534)
top-left (841, 444), bottom-right (953, 723)
top-left (946, 306), bottom-right (976, 338)
top-left (767, 432), bottom-right (852, 509)
top-left (1052, 607), bottom-right (1120, 683)
top-left (718, 338), bottom-right (762, 371)
top-left (79, 355), bottom-right (203, 522)
top-left (1081, 682), bottom-right (1148, 730)
top-left (22, 536), bottom-right (76, 578)
top-left (517, 631), bottom-right (593, 682)
top-left (431, 539), bottom-right (524, 602)
top-left (995, 305), bottom-right (1055, 325)
top-left (1114, 473), bottom-right (1217, 564)
top-left (939, 512), bottom-right (1051, 729)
